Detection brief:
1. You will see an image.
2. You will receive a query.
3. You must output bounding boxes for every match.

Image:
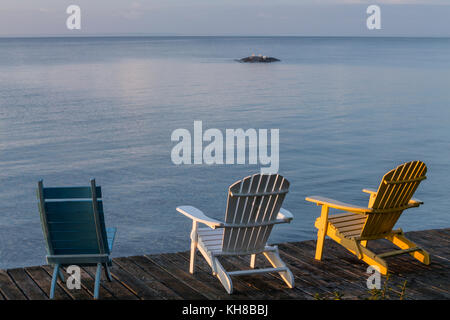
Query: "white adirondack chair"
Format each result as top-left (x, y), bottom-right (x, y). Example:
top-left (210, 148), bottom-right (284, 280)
top-left (177, 173), bottom-right (295, 294)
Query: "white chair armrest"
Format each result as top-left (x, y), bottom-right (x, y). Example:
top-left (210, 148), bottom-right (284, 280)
top-left (177, 206), bottom-right (224, 229)
top-left (276, 208), bottom-right (294, 222)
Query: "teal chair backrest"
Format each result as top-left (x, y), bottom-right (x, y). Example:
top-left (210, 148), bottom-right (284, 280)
top-left (37, 179), bottom-right (110, 256)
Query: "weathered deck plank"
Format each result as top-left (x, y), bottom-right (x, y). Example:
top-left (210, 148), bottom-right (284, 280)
top-left (176, 251), bottom-right (270, 299)
top-left (25, 266), bottom-right (71, 300)
top-left (131, 255), bottom-right (207, 299)
top-left (0, 228), bottom-right (448, 300)
top-left (146, 253), bottom-right (232, 300)
top-left (0, 270), bottom-right (27, 300)
top-left (113, 257), bottom-right (182, 300)
top-left (7, 268), bottom-right (48, 300)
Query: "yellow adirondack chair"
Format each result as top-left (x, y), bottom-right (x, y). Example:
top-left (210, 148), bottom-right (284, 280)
top-left (305, 160), bottom-right (430, 275)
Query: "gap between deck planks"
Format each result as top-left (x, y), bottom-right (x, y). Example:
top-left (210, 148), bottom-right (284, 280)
top-left (0, 228), bottom-right (448, 300)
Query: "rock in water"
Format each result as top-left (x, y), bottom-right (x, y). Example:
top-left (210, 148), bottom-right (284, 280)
top-left (236, 55), bottom-right (280, 63)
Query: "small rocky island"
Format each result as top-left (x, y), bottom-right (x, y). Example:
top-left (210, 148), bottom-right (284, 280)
top-left (236, 54), bottom-right (280, 63)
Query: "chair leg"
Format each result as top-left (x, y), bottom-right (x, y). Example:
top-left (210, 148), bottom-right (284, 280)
top-left (104, 263), bottom-right (112, 282)
top-left (212, 257), bottom-right (233, 294)
top-left (263, 248), bottom-right (294, 289)
top-left (189, 221), bottom-right (198, 274)
top-left (386, 232), bottom-right (430, 265)
top-left (315, 205), bottom-right (329, 260)
top-left (358, 245), bottom-right (388, 275)
top-left (190, 243), bottom-right (197, 274)
top-left (327, 228), bottom-right (389, 274)
top-left (94, 263), bottom-right (102, 299)
top-left (315, 229), bottom-right (326, 260)
top-left (50, 264), bottom-right (60, 299)
top-left (250, 254), bottom-right (256, 269)
top-left (58, 268), bottom-right (65, 282)
top-left (197, 245), bottom-right (233, 294)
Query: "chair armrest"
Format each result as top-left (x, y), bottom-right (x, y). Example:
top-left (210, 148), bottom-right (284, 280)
top-left (362, 188), bottom-right (377, 195)
top-left (408, 198), bottom-right (423, 206)
top-left (106, 227), bottom-right (117, 253)
top-left (276, 208), bottom-right (294, 222)
top-left (177, 206), bottom-right (224, 229)
top-left (305, 196), bottom-right (372, 214)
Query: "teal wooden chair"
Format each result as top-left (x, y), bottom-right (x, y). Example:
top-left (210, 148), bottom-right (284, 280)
top-left (37, 179), bottom-right (116, 299)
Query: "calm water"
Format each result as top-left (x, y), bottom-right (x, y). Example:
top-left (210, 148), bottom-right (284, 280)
top-left (0, 36), bottom-right (449, 269)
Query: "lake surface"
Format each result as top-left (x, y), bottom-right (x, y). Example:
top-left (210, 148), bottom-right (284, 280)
top-left (0, 36), bottom-right (449, 269)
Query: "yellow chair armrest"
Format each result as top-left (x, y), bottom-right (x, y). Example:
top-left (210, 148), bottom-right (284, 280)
top-left (409, 198), bottom-right (423, 206)
top-left (362, 188), bottom-right (377, 195)
top-left (305, 196), bottom-right (372, 214)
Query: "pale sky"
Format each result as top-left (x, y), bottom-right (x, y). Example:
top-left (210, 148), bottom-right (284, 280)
top-left (1, 0), bottom-right (449, 37)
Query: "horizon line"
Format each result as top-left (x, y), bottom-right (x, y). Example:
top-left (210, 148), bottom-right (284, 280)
top-left (1, 34), bottom-right (450, 39)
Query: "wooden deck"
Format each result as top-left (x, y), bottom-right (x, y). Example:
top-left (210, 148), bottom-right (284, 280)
top-left (0, 228), bottom-right (449, 300)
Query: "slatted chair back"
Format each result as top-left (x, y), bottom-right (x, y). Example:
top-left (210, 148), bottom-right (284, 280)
top-left (37, 179), bottom-right (110, 256)
top-left (360, 161), bottom-right (427, 238)
top-left (221, 174), bottom-right (289, 254)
